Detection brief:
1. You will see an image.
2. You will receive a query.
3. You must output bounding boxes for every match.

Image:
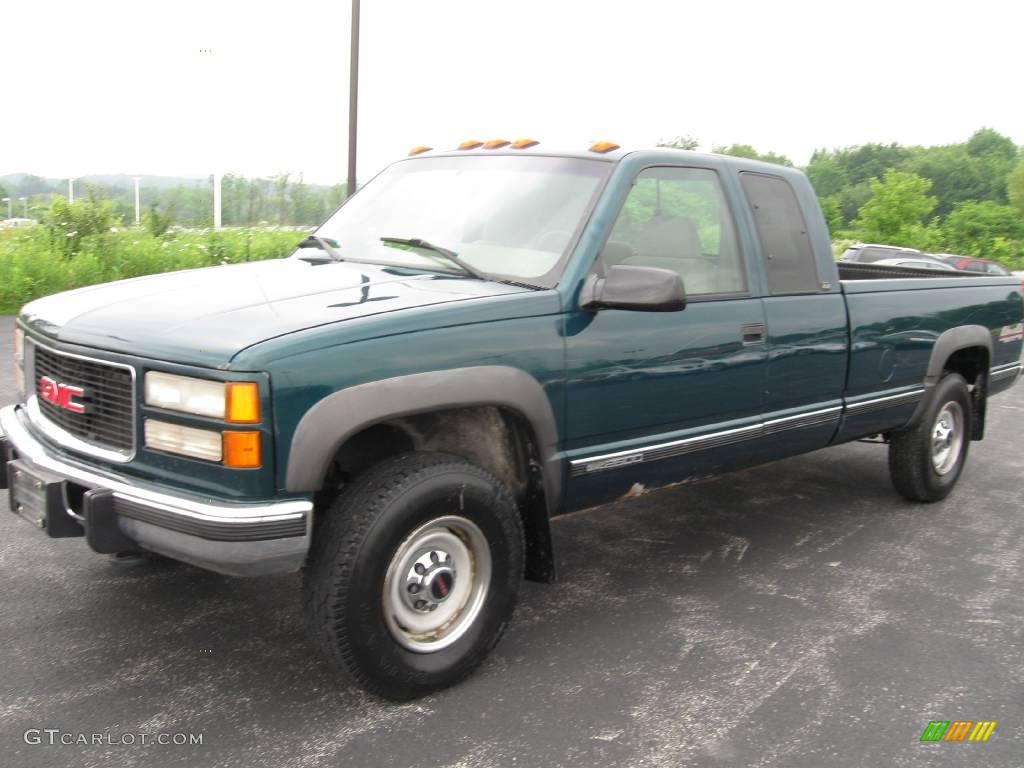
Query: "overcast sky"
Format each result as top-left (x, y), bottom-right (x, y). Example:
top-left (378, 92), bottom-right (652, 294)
top-left (2, 0), bottom-right (1020, 185)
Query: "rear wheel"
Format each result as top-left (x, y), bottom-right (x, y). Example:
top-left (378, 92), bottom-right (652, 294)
top-left (302, 452), bottom-right (524, 700)
top-left (889, 373), bottom-right (972, 502)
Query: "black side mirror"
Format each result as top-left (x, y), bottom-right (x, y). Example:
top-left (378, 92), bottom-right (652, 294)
top-left (580, 265), bottom-right (687, 312)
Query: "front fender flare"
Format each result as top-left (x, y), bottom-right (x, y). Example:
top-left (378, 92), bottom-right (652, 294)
top-left (284, 366), bottom-right (563, 512)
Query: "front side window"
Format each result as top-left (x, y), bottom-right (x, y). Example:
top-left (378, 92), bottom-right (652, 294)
top-left (601, 167), bottom-right (746, 296)
top-left (311, 155), bottom-right (610, 287)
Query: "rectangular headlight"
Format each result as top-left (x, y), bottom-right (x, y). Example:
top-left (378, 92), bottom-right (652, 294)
top-left (145, 372), bottom-right (228, 419)
top-left (13, 327), bottom-right (25, 400)
top-left (145, 419), bottom-right (223, 462)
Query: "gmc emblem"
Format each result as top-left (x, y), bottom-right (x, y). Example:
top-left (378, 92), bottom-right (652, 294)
top-left (39, 376), bottom-right (86, 414)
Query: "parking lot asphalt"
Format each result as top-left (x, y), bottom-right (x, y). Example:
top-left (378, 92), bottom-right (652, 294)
top-left (0, 313), bottom-right (1021, 767)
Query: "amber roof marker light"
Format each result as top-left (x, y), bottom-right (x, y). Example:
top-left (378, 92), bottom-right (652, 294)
top-left (510, 138), bottom-right (539, 149)
top-left (589, 141), bottom-right (620, 154)
top-left (408, 145), bottom-right (433, 156)
top-left (457, 140), bottom-right (484, 150)
top-left (483, 139), bottom-right (511, 149)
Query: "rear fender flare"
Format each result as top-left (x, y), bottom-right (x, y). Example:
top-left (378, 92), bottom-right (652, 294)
top-left (905, 325), bottom-right (992, 434)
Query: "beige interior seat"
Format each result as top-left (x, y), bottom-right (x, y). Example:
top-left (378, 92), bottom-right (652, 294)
top-left (627, 215), bottom-right (716, 293)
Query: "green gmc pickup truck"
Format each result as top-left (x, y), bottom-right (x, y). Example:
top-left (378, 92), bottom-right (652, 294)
top-left (3, 142), bottom-right (1022, 699)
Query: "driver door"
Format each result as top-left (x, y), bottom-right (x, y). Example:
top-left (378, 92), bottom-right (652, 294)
top-left (563, 165), bottom-right (767, 509)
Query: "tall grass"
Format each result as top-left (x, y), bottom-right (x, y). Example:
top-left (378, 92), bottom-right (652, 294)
top-left (0, 227), bottom-right (305, 313)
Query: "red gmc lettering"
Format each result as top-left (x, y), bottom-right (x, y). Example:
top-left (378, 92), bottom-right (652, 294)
top-left (38, 375), bottom-right (86, 414)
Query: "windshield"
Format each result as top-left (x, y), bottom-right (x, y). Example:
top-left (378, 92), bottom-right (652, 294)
top-left (306, 155), bottom-right (611, 286)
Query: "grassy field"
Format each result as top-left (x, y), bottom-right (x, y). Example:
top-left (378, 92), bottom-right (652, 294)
top-left (0, 226), bottom-right (304, 313)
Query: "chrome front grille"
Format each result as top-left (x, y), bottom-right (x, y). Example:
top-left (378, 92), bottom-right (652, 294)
top-left (30, 341), bottom-right (136, 455)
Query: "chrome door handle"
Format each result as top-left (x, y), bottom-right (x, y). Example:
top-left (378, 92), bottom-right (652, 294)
top-left (741, 323), bottom-right (766, 345)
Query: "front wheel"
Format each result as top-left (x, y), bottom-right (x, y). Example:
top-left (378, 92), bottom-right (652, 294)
top-left (889, 373), bottom-right (972, 502)
top-left (302, 452), bottom-right (524, 700)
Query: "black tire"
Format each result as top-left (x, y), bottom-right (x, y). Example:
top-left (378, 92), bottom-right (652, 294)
top-left (889, 373), bottom-right (972, 502)
top-left (302, 452), bottom-right (524, 700)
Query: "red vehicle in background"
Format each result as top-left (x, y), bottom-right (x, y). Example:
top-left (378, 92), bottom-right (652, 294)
top-left (932, 253), bottom-right (1012, 275)
top-left (932, 254), bottom-right (1024, 295)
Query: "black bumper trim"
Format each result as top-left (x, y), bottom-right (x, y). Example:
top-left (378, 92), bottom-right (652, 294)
top-left (113, 496), bottom-right (307, 542)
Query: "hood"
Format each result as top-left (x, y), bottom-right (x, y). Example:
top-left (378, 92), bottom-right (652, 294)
top-left (20, 258), bottom-right (529, 368)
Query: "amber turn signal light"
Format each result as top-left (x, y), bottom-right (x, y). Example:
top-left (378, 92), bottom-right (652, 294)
top-left (226, 382), bottom-right (260, 424)
top-left (223, 431), bottom-right (261, 468)
top-left (589, 141), bottom-right (620, 153)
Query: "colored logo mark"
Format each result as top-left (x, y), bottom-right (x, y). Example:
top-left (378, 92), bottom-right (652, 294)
top-left (920, 720), bottom-right (997, 742)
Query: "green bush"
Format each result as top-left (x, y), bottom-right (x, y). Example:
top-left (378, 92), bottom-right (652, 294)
top-left (938, 201), bottom-right (1024, 262)
top-left (143, 203), bottom-right (173, 237)
top-left (0, 226), bottom-right (304, 313)
top-left (43, 195), bottom-right (118, 259)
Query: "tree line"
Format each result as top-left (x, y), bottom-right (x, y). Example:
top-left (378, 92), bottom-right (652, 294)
top-left (0, 174), bottom-right (348, 229)
top-left (661, 128), bottom-right (1024, 264)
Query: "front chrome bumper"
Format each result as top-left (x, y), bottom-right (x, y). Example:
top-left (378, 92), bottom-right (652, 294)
top-left (0, 404), bottom-right (312, 576)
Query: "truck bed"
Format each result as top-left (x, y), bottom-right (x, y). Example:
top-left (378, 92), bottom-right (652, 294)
top-left (835, 264), bottom-right (1023, 446)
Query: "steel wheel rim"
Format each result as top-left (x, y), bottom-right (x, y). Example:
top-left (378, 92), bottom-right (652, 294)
top-left (382, 515), bottom-right (491, 653)
top-left (931, 401), bottom-right (964, 476)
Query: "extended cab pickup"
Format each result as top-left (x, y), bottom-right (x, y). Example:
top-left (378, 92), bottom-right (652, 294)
top-left (3, 145), bottom-right (1022, 699)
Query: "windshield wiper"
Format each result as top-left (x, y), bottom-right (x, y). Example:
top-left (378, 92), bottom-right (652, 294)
top-left (296, 235), bottom-right (344, 262)
top-left (491, 277), bottom-right (543, 290)
top-left (380, 237), bottom-right (488, 280)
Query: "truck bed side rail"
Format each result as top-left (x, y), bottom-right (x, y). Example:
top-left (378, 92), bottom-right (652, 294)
top-left (837, 262), bottom-right (982, 280)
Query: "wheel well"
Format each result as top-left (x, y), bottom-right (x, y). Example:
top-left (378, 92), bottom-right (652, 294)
top-left (942, 345), bottom-right (989, 440)
top-left (943, 346), bottom-right (988, 385)
top-left (318, 406), bottom-right (556, 583)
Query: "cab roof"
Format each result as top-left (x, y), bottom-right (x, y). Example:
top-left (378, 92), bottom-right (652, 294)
top-left (397, 143), bottom-right (798, 175)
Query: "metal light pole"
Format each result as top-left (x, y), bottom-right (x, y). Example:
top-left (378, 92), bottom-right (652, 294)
top-left (346, 0), bottom-right (360, 199)
top-left (1, 198), bottom-right (9, 219)
top-left (133, 177), bottom-right (141, 224)
top-left (213, 173), bottom-right (222, 230)
top-left (19, 197), bottom-right (27, 218)
top-left (68, 178), bottom-right (75, 204)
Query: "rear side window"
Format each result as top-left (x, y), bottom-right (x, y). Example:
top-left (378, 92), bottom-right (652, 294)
top-left (740, 173), bottom-right (821, 294)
